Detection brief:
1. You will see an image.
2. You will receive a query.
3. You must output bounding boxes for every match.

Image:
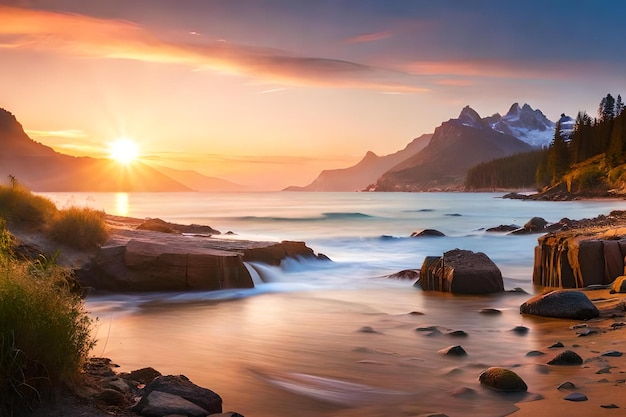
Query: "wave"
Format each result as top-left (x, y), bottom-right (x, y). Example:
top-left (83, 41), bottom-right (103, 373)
top-left (233, 212), bottom-right (375, 222)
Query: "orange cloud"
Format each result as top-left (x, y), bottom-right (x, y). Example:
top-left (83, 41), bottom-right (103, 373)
top-left (0, 5), bottom-right (427, 93)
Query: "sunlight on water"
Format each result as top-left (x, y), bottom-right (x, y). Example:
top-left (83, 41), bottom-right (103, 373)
top-left (38, 191), bottom-right (626, 416)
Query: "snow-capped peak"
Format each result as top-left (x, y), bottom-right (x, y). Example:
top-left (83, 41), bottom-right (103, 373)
top-left (491, 103), bottom-right (556, 147)
top-left (456, 105), bottom-right (487, 129)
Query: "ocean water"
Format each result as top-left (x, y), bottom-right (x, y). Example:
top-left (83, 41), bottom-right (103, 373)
top-left (40, 192), bottom-right (626, 416)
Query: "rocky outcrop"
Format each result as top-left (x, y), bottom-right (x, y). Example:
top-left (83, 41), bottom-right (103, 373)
top-left (78, 219), bottom-right (326, 292)
top-left (417, 249), bottom-right (504, 294)
top-left (532, 211), bottom-right (626, 288)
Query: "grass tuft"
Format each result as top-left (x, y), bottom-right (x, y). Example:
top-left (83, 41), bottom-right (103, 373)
top-left (48, 207), bottom-right (109, 250)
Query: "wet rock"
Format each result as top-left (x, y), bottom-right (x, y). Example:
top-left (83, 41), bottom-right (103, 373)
top-left (133, 390), bottom-right (209, 417)
top-left (547, 350), bottom-right (583, 365)
top-left (411, 229), bottom-right (446, 237)
top-left (139, 374), bottom-right (222, 415)
top-left (601, 404), bottom-right (620, 409)
top-left (96, 389), bottom-right (128, 407)
top-left (419, 249), bottom-right (504, 294)
top-left (486, 224), bottom-right (520, 233)
top-left (520, 290), bottom-right (599, 320)
top-left (557, 381), bottom-right (576, 390)
top-left (447, 330), bottom-right (468, 337)
top-left (511, 326), bottom-right (529, 334)
top-left (479, 308), bottom-right (502, 315)
top-left (526, 350), bottom-right (545, 357)
top-left (388, 269), bottom-right (420, 280)
top-left (478, 367), bottom-right (528, 392)
top-left (122, 367), bottom-right (162, 384)
top-left (358, 326), bottom-right (380, 334)
top-left (601, 350), bottom-right (623, 357)
top-left (438, 345), bottom-right (467, 356)
top-left (564, 392), bottom-right (588, 402)
top-left (549, 342), bottom-right (565, 348)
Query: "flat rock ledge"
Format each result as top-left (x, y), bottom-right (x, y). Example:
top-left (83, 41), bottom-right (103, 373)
top-left (76, 217), bottom-right (327, 292)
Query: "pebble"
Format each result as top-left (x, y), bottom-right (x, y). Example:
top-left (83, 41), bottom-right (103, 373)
top-left (526, 350), bottom-right (545, 357)
top-left (602, 350), bottom-right (623, 357)
top-left (479, 308), bottom-right (501, 315)
top-left (511, 326), bottom-right (529, 334)
top-left (438, 345), bottom-right (467, 356)
top-left (601, 403), bottom-right (620, 408)
top-left (447, 330), bottom-right (468, 337)
top-left (358, 326), bottom-right (380, 334)
top-left (557, 381), bottom-right (576, 390)
top-left (547, 350), bottom-right (583, 365)
top-left (549, 342), bottom-right (565, 348)
top-left (564, 392), bottom-right (588, 402)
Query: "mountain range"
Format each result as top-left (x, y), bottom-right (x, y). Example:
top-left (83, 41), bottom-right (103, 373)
top-left (287, 103), bottom-right (563, 192)
top-left (0, 108), bottom-right (245, 192)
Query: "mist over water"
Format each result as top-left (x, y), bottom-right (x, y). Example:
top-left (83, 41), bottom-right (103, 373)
top-left (42, 192), bottom-right (626, 416)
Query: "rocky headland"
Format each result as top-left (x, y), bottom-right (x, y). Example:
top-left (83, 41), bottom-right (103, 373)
top-left (10, 214), bottom-right (328, 294)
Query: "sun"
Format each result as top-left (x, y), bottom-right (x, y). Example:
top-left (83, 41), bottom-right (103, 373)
top-left (108, 138), bottom-right (140, 164)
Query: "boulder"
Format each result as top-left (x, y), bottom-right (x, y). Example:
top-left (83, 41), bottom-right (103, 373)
top-left (411, 229), bottom-right (446, 237)
top-left (525, 217), bottom-right (548, 232)
top-left (520, 290), bottom-right (599, 320)
top-left (133, 390), bottom-right (209, 417)
top-left (547, 350), bottom-right (583, 365)
top-left (419, 249), bottom-right (504, 294)
top-left (140, 374), bottom-right (222, 415)
top-left (486, 224), bottom-right (519, 233)
top-left (478, 367), bottom-right (527, 392)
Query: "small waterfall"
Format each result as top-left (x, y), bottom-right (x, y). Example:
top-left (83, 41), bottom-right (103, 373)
top-left (244, 262), bottom-right (287, 283)
top-left (244, 262), bottom-right (265, 285)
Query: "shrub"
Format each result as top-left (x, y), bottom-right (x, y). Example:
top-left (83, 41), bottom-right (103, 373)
top-left (0, 242), bottom-right (96, 415)
top-left (48, 207), bottom-right (108, 250)
top-left (0, 182), bottom-right (57, 228)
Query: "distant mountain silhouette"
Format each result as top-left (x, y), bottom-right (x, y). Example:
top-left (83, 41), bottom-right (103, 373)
top-left (156, 166), bottom-right (249, 192)
top-left (284, 134), bottom-right (432, 191)
top-left (371, 106), bottom-right (534, 191)
top-left (0, 107), bottom-right (192, 192)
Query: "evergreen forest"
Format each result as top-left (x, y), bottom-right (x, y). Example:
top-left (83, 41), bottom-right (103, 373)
top-left (465, 93), bottom-right (626, 196)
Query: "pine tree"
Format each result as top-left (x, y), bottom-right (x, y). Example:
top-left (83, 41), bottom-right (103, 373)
top-left (599, 93), bottom-right (616, 122)
top-left (616, 94), bottom-right (624, 117)
top-left (546, 121), bottom-right (569, 182)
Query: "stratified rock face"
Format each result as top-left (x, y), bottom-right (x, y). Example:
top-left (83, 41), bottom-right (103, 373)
top-left (479, 367), bottom-right (528, 392)
top-left (418, 249), bottom-right (504, 294)
top-left (533, 230), bottom-right (626, 288)
top-left (520, 290), bottom-right (599, 320)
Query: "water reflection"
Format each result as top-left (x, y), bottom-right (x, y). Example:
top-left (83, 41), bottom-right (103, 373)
top-left (114, 192), bottom-right (129, 217)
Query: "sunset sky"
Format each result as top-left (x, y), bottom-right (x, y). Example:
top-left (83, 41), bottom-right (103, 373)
top-left (1, 0), bottom-right (625, 190)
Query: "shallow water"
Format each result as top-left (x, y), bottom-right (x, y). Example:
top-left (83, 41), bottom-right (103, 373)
top-left (41, 191), bottom-right (626, 416)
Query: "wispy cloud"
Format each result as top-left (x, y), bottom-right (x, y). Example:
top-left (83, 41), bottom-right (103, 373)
top-left (344, 30), bottom-right (392, 44)
top-left (404, 59), bottom-right (600, 80)
top-left (26, 129), bottom-right (88, 139)
top-left (0, 5), bottom-right (427, 93)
